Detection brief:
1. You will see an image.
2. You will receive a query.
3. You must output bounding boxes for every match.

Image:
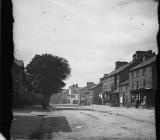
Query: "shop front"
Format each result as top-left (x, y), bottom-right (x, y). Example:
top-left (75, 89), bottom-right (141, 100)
top-left (130, 88), bottom-right (155, 108)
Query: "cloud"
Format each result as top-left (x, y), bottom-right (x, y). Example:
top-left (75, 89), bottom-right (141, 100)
top-left (13, 0), bottom-right (158, 88)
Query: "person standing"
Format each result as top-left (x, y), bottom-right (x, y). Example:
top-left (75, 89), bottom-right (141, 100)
top-left (135, 97), bottom-right (139, 108)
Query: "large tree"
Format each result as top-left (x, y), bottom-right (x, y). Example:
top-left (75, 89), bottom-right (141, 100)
top-left (26, 54), bottom-right (71, 108)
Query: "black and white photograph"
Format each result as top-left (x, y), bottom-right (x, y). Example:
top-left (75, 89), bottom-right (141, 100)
top-left (2, 0), bottom-right (159, 139)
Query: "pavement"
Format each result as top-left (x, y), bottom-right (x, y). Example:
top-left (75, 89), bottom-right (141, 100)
top-left (11, 104), bottom-right (156, 140)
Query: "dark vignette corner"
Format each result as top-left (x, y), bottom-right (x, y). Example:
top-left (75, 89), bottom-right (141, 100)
top-left (0, 0), bottom-right (159, 140)
top-left (1, 0), bottom-right (14, 139)
top-left (156, 2), bottom-right (160, 140)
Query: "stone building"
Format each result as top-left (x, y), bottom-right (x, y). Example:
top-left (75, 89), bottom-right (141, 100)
top-left (79, 82), bottom-right (95, 105)
top-left (89, 82), bottom-right (103, 105)
top-left (119, 80), bottom-right (129, 107)
top-left (128, 51), bottom-right (156, 108)
top-left (102, 51), bottom-right (149, 107)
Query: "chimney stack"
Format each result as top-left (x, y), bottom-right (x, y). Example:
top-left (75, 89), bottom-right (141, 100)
top-left (87, 82), bottom-right (95, 88)
top-left (115, 61), bottom-right (128, 69)
top-left (100, 78), bottom-right (104, 82)
top-left (133, 51), bottom-right (147, 61)
top-left (143, 50), bottom-right (155, 62)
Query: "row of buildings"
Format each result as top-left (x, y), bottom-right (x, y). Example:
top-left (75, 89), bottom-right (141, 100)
top-left (67, 50), bottom-right (157, 108)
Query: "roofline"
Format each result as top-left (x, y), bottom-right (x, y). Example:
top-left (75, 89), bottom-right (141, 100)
top-left (129, 56), bottom-right (157, 72)
top-left (103, 62), bottom-right (133, 78)
top-left (89, 82), bottom-right (102, 90)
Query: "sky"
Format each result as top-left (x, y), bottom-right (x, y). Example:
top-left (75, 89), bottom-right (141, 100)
top-left (13, 0), bottom-right (158, 89)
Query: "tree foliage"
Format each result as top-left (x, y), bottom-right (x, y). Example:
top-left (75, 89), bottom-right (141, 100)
top-left (26, 54), bottom-right (71, 96)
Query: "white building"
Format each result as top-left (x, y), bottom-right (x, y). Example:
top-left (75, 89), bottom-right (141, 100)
top-left (67, 84), bottom-right (82, 104)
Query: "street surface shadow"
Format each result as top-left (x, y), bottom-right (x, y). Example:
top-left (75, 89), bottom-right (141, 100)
top-left (11, 116), bottom-right (72, 140)
top-left (29, 117), bottom-right (72, 139)
top-left (13, 106), bottom-right (50, 113)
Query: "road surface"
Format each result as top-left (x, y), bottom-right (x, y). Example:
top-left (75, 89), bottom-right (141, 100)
top-left (11, 104), bottom-right (156, 140)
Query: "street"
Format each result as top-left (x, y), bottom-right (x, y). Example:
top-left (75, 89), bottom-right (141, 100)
top-left (11, 104), bottom-right (156, 140)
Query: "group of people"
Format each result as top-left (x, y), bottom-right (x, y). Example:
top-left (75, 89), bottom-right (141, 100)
top-left (134, 96), bottom-right (146, 108)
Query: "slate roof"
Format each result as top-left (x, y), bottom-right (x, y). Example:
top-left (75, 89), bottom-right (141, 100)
top-left (89, 82), bottom-right (102, 90)
top-left (130, 55), bottom-right (156, 71)
top-left (79, 87), bottom-right (88, 94)
top-left (104, 61), bottom-right (134, 78)
top-left (119, 79), bottom-right (129, 86)
top-left (78, 87), bottom-right (84, 90)
top-left (80, 83), bottom-right (96, 94)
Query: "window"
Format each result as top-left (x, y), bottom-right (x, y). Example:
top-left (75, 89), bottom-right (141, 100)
top-left (132, 81), bottom-right (134, 90)
top-left (136, 81), bottom-right (139, 89)
top-left (132, 72), bottom-right (134, 78)
top-left (67, 95), bottom-right (71, 98)
top-left (71, 95), bottom-right (75, 98)
top-left (143, 79), bottom-right (145, 88)
top-left (120, 86), bottom-right (121, 92)
top-left (73, 100), bottom-right (78, 104)
top-left (67, 99), bottom-right (70, 103)
top-left (136, 70), bottom-right (139, 77)
top-left (142, 68), bottom-right (145, 75)
top-left (126, 85), bottom-right (128, 92)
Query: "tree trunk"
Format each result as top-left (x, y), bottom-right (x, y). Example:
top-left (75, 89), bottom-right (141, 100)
top-left (42, 88), bottom-right (47, 109)
top-left (46, 95), bottom-right (50, 106)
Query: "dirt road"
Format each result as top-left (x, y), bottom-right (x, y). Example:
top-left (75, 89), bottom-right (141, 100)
top-left (11, 104), bottom-right (156, 140)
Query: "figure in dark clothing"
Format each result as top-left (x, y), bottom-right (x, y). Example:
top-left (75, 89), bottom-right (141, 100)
top-left (135, 98), bottom-right (139, 108)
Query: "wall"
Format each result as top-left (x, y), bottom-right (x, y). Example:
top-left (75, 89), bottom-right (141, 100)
top-left (89, 90), bottom-right (93, 105)
top-left (127, 62), bottom-right (156, 107)
top-left (92, 83), bottom-right (103, 104)
top-left (152, 63), bottom-right (157, 89)
top-left (129, 65), bottom-right (153, 91)
top-left (102, 76), bottom-right (114, 92)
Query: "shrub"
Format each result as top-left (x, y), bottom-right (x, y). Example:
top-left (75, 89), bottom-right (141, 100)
top-left (13, 93), bottom-right (43, 107)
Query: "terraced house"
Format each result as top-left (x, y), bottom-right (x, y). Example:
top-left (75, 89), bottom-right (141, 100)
top-left (128, 50), bottom-right (157, 108)
top-left (89, 81), bottom-right (103, 105)
top-left (102, 51), bottom-right (149, 107)
top-left (79, 82), bottom-right (95, 105)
